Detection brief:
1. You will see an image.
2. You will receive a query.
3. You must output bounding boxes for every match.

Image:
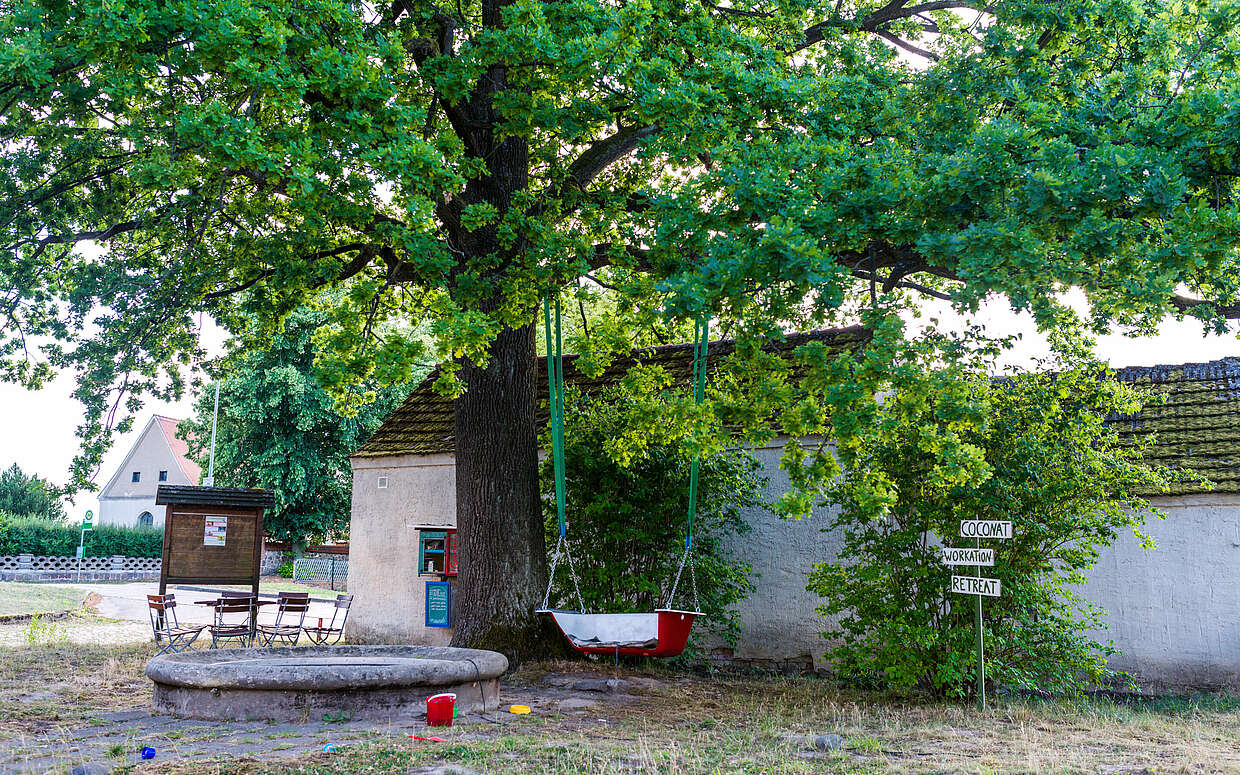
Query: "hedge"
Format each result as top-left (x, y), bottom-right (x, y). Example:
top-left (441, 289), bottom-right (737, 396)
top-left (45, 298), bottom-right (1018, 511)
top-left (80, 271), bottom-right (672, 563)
top-left (0, 513), bottom-right (163, 557)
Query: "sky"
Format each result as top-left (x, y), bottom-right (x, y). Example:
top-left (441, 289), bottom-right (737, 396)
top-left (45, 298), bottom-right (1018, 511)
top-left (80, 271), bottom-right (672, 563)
top-left (1, 294), bottom-right (1238, 522)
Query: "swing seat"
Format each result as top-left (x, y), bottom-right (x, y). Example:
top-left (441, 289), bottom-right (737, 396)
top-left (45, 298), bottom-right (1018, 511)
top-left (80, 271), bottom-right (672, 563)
top-left (537, 608), bottom-right (703, 658)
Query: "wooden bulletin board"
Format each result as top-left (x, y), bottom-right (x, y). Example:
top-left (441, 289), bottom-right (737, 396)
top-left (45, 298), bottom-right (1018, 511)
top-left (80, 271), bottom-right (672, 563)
top-left (155, 485), bottom-right (276, 596)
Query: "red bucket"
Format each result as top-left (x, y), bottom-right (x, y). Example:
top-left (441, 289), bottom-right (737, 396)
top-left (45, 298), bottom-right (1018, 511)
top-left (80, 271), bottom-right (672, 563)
top-left (426, 693), bottom-right (456, 727)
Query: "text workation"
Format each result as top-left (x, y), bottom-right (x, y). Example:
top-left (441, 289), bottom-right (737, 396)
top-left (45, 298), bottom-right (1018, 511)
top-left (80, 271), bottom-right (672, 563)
top-left (941, 547), bottom-right (995, 566)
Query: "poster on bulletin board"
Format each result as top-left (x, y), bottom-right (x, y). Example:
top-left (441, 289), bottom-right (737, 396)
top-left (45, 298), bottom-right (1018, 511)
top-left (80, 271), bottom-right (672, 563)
top-left (203, 516), bottom-right (228, 546)
top-left (425, 581), bottom-right (451, 628)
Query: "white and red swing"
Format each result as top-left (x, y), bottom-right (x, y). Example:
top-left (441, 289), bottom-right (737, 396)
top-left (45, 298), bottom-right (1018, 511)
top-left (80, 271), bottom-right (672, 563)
top-left (535, 299), bottom-right (706, 658)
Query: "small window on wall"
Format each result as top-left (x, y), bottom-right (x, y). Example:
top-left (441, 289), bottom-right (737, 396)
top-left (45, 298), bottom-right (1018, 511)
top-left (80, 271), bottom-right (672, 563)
top-left (418, 530), bottom-right (458, 576)
top-left (131, 471), bottom-right (141, 483)
top-left (137, 511), bottom-right (154, 528)
top-left (377, 476), bottom-right (388, 489)
top-left (158, 470), bottom-right (168, 482)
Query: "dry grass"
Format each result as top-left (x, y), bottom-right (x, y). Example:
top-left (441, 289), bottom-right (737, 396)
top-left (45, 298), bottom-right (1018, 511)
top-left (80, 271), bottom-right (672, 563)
top-left (0, 638), bottom-right (155, 737)
top-left (0, 581), bottom-right (90, 617)
top-left (4, 641), bottom-right (1239, 774)
top-left (136, 665), bottom-right (1240, 774)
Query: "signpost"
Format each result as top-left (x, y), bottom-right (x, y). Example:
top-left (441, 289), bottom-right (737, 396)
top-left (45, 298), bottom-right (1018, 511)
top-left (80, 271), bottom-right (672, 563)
top-left (945, 519), bottom-right (1013, 711)
top-left (76, 509), bottom-right (93, 582)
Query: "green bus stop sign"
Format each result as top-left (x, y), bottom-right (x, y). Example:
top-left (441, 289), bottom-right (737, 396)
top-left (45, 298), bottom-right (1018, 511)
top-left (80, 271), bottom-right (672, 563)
top-left (82, 510), bottom-right (94, 531)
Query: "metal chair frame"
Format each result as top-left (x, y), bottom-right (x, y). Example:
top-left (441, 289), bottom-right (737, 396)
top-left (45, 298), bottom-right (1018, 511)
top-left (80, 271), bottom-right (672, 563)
top-left (256, 592), bottom-right (310, 646)
top-left (146, 594), bottom-right (206, 655)
top-left (208, 592), bottom-right (256, 649)
top-left (303, 593), bottom-right (353, 645)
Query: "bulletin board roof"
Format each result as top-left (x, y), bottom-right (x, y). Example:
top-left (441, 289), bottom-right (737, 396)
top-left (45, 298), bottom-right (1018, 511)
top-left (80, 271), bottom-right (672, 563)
top-left (156, 485), bottom-right (275, 509)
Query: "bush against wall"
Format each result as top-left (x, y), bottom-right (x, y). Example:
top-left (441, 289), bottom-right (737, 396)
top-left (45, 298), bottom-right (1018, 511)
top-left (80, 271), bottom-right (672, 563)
top-left (807, 343), bottom-right (1184, 697)
top-left (542, 387), bottom-right (762, 648)
top-left (0, 514), bottom-right (163, 557)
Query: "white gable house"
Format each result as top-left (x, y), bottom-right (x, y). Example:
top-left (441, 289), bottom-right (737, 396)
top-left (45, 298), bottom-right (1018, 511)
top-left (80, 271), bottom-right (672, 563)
top-left (98, 415), bottom-right (202, 528)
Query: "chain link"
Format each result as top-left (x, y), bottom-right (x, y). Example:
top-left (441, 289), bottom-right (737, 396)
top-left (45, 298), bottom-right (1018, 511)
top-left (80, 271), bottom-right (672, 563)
top-left (541, 533), bottom-right (587, 613)
top-left (689, 550), bottom-right (701, 613)
top-left (665, 544), bottom-right (697, 611)
top-left (541, 534), bottom-right (564, 610)
top-left (563, 540), bottom-right (586, 613)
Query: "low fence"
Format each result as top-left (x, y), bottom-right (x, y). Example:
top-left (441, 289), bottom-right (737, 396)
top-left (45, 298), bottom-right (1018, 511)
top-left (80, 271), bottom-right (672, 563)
top-left (292, 557), bottom-right (349, 592)
top-left (260, 547), bottom-right (350, 576)
top-left (0, 554), bottom-right (162, 582)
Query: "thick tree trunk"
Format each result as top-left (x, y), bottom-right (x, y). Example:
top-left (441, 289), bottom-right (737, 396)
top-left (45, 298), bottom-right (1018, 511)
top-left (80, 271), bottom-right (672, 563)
top-left (449, 320), bottom-right (551, 660)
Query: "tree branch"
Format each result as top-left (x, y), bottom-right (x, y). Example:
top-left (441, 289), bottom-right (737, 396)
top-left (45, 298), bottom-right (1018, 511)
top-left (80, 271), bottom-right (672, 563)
top-left (203, 269), bottom-right (276, 299)
top-left (405, 14), bottom-right (478, 157)
top-left (873, 30), bottom-right (941, 61)
top-left (533, 126), bottom-right (660, 220)
top-left (795, 0), bottom-right (990, 54)
top-left (569, 125), bottom-right (660, 189)
top-left (25, 220), bottom-right (144, 249)
top-left (588, 243), bottom-right (651, 271)
top-left (1171, 294), bottom-right (1240, 319)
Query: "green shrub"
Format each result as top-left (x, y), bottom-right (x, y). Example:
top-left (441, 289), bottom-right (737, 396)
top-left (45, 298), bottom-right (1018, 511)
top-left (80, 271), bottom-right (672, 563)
top-left (276, 561), bottom-right (294, 578)
top-left (542, 387), bottom-right (761, 649)
top-left (808, 364), bottom-right (1185, 697)
top-left (0, 513), bottom-right (163, 557)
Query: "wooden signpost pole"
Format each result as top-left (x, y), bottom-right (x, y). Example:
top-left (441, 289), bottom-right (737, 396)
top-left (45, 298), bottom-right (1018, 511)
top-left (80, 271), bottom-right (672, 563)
top-left (947, 519), bottom-right (1012, 713)
top-left (974, 533), bottom-right (984, 711)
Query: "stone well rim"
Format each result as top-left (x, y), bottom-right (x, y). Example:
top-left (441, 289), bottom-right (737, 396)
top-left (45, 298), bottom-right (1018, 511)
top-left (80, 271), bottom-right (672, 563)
top-left (146, 644), bottom-right (508, 692)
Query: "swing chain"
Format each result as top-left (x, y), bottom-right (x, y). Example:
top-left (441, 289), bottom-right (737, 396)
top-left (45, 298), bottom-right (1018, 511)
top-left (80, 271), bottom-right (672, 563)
top-left (689, 550), bottom-right (700, 613)
top-left (563, 538), bottom-right (586, 614)
top-left (541, 533), bottom-right (586, 613)
top-left (665, 543), bottom-right (701, 613)
top-left (541, 534), bottom-right (563, 611)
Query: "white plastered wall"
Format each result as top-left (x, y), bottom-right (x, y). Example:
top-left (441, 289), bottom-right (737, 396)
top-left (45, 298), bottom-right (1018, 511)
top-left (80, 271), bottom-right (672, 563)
top-left (346, 441), bottom-right (1240, 687)
top-left (347, 453), bottom-right (456, 645)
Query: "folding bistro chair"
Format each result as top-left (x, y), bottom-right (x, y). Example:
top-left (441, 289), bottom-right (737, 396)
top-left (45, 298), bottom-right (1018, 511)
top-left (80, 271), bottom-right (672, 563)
top-left (304, 594), bottom-right (353, 645)
top-left (147, 594), bottom-right (206, 655)
top-left (207, 592), bottom-right (256, 648)
top-left (256, 592), bottom-right (310, 646)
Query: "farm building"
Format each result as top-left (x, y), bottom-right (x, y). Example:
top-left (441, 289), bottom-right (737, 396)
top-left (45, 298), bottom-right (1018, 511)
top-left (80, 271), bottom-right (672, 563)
top-left (347, 332), bottom-right (1240, 688)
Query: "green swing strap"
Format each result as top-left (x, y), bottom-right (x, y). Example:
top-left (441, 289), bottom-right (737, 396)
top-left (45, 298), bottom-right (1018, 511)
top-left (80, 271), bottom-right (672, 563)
top-left (545, 296), bottom-right (567, 539)
top-left (665, 315), bottom-right (709, 612)
top-left (540, 296), bottom-right (584, 613)
top-left (686, 315), bottom-right (709, 551)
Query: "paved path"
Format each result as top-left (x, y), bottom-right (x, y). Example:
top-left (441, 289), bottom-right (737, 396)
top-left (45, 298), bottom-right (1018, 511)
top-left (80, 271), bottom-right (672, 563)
top-left (0, 581), bottom-right (346, 649)
top-left (78, 582), bottom-right (342, 626)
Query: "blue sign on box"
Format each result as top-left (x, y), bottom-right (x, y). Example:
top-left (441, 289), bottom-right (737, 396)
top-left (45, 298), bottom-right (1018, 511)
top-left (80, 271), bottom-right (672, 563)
top-left (425, 581), bottom-right (451, 628)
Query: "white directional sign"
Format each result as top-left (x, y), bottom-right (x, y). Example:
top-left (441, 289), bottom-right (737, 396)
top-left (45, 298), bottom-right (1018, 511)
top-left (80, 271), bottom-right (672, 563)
top-left (959, 520), bottom-right (1013, 540)
top-left (951, 575), bottom-right (1001, 597)
top-left (941, 547), bottom-right (995, 566)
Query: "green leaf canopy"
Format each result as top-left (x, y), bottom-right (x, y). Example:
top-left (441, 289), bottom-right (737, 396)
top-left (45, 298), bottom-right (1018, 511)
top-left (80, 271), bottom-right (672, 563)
top-left (2, 0), bottom-right (1239, 481)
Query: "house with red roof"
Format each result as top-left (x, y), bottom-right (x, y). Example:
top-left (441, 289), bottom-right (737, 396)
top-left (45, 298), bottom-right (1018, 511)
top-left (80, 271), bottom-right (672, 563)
top-left (98, 415), bottom-right (201, 528)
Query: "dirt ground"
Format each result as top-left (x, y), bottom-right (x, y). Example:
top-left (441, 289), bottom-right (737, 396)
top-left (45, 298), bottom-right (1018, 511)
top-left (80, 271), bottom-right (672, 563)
top-left (2, 622), bottom-right (1240, 774)
top-left (1, 587), bottom-right (1239, 774)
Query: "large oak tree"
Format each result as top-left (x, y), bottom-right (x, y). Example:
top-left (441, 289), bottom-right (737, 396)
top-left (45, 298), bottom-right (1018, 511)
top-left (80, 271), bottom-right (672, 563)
top-left (3, 0), bottom-right (1239, 652)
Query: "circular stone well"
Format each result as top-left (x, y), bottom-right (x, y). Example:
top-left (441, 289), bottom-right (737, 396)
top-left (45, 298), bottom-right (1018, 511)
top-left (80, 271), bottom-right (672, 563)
top-left (146, 645), bottom-right (508, 721)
